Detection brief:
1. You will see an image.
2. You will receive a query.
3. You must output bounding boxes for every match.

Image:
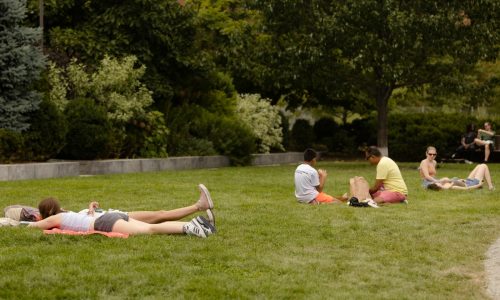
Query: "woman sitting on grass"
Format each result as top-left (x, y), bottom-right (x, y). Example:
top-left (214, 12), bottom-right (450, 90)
top-left (28, 184), bottom-right (216, 238)
top-left (419, 146), bottom-right (454, 189)
top-left (427, 164), bottom-right (494, 191)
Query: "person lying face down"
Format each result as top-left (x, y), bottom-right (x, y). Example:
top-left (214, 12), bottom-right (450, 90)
top-left (29, 184), bottom-right (217, 238)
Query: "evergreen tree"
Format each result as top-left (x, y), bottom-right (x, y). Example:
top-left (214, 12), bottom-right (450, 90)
top-left (0, 0), bottom-right (45, 131)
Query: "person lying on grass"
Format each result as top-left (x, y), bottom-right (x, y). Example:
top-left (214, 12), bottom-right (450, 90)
top-left (28, 184), bottom-right (216, 238)
top-left (427, 164), bottom-right (495, 191)
top-left (7, 184), bottom-right (215, 225)
top-left (294, 148), bottom-right (346, 204)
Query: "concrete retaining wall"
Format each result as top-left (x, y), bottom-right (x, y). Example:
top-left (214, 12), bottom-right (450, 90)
top-left (0, 162), bottom-right (80, 181)
top-left (0, 152), bottom-right (302, 181)
top-left (79, 156), bottom-right (232, 175)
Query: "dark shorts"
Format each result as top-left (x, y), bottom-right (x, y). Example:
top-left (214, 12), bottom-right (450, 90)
top-left (94, 213), bottom-right (129, 232)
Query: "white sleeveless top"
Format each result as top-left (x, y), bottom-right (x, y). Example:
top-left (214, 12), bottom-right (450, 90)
top-left (60, 212), bottom-right (94, 231)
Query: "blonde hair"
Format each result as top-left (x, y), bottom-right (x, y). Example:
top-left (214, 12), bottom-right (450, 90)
top-left (426, 146), bottom-right (436, 154)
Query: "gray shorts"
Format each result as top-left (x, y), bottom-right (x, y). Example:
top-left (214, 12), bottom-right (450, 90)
top-left (94, 213), bottom-right (129, 232)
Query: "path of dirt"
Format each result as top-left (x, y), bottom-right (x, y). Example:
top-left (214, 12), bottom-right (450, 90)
top-left (486, 238), bottom-right (500, 299)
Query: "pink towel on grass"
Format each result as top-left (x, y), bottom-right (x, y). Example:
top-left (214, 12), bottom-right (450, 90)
top-left (44, 228), bottom-right (129, 238)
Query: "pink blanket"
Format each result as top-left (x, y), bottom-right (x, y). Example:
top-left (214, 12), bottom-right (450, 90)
top-left (44, 228), bottom-right (129, 238)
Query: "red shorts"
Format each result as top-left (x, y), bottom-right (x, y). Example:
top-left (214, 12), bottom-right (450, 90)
top-left (371, 190), bottom-right (406, 203)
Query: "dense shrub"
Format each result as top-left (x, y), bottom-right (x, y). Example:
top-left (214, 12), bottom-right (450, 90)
top-left (167, 104), bottom-right (255, 164)
top-left (387, 113), bottom-right (477, 161)
top-left (173, 137), bottom-right (217, 157)
top-left (23, 99), bottom-right (68, 161)
top-left (0, 129), bottom-right (24, 163)
top-left (305, 113), bottom-right (495, 162)
top-left (236, 94), bottom-right (283, 153)
top-left (122, 111), bottom-right (169, 158)
top-left (208, 117), bottom-right (257, 166)
top-left (289, 119), bottom-right (315, 151)
top-left (60, 98), bottom-right (113, 159)
top-left (345, 116), bottom-right (377, 149)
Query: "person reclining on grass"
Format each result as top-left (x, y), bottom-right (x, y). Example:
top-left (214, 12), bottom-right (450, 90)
top-left (427, 164), bottom-right (495, 191)
top-left (28, 184), bottom-right (216, 238)
top-left (294, 148), bottom-right (345, 204)
top-left (365, 146), bottom-right (408, 204)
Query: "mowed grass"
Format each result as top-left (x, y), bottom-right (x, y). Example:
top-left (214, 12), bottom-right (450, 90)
top-left (0, 161), bottom-right (498, 299)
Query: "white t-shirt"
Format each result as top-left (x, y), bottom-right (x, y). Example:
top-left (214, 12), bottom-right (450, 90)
top-left (294, 163), bottom-right (319, 203)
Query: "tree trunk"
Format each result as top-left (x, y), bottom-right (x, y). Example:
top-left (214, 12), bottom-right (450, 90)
top-left (376, 86), bottom-right (393, 156)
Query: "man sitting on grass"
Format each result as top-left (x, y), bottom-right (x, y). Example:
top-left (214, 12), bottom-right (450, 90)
top-left (365, 146), bottom-right (408, 204)
top-left (294, 148), bottom-right (344, 204)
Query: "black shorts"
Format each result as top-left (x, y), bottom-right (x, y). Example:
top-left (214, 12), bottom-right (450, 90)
top-left (94, 213), bottom-right (129, 232)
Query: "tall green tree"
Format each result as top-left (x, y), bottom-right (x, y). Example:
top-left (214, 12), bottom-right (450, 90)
top-left (257, 0), bottom-right (500, 153)
top-left (0, 0), bottom-right (45, 131)
top-left (331, 0), bottom-right (499, 152)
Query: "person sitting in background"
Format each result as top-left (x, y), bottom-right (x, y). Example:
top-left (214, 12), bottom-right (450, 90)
top-left (452, 124), bottom-right (476, 163)
top-left (294, 148), bottom-right (344, 204)
top-left (474, 122), bottom-right (495, 163)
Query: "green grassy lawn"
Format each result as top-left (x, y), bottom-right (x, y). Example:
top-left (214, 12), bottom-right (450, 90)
top-left (0, 161), bottom-right (498, 299)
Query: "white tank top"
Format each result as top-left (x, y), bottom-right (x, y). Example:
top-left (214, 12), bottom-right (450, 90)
top-left (60, 212), bottom-right (94, 231)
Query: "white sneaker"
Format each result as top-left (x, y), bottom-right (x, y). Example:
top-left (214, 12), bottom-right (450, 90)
top-left (196, 216), bottom-right (216, 235)
top-left (361, 199), bottom-right (379, 208)
top-left (183, 218), bottom-right (207, 238)
top-left (205, 209), bottom-right (215, 227)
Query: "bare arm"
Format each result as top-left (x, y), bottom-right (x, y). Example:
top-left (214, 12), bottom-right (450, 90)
top-left (87, 201), bottom-right (100, 216)
top-left (369, 179), bottom-right (384, 194)
top-left (316, 169), bottom-right (327, 193)
top-left (478, 129), bottom-right (495, 137)
top-left (461, 137), bottom-right (470, 148)
top-left (28, 215), bottom-right (61, 230)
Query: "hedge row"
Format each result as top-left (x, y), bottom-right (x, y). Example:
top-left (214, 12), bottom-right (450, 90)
top-left (288, 113), bottom-right (496, 162)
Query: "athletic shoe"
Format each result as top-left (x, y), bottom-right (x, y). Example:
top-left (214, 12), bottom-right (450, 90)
top-left (196, 215), bottom-right (216, 235)
top-left (183, 218), bottom-right (207, 238)
top-left (464, 159), bottom-right (473, 164)
top-left (205, 209), bottom-right (215, 227)
top-left (347, 197), bottom-right (360, 206)
top-left (197, 184), bottom-right (215, 226)
top-left (362, 199), bottom-right (380, 208)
